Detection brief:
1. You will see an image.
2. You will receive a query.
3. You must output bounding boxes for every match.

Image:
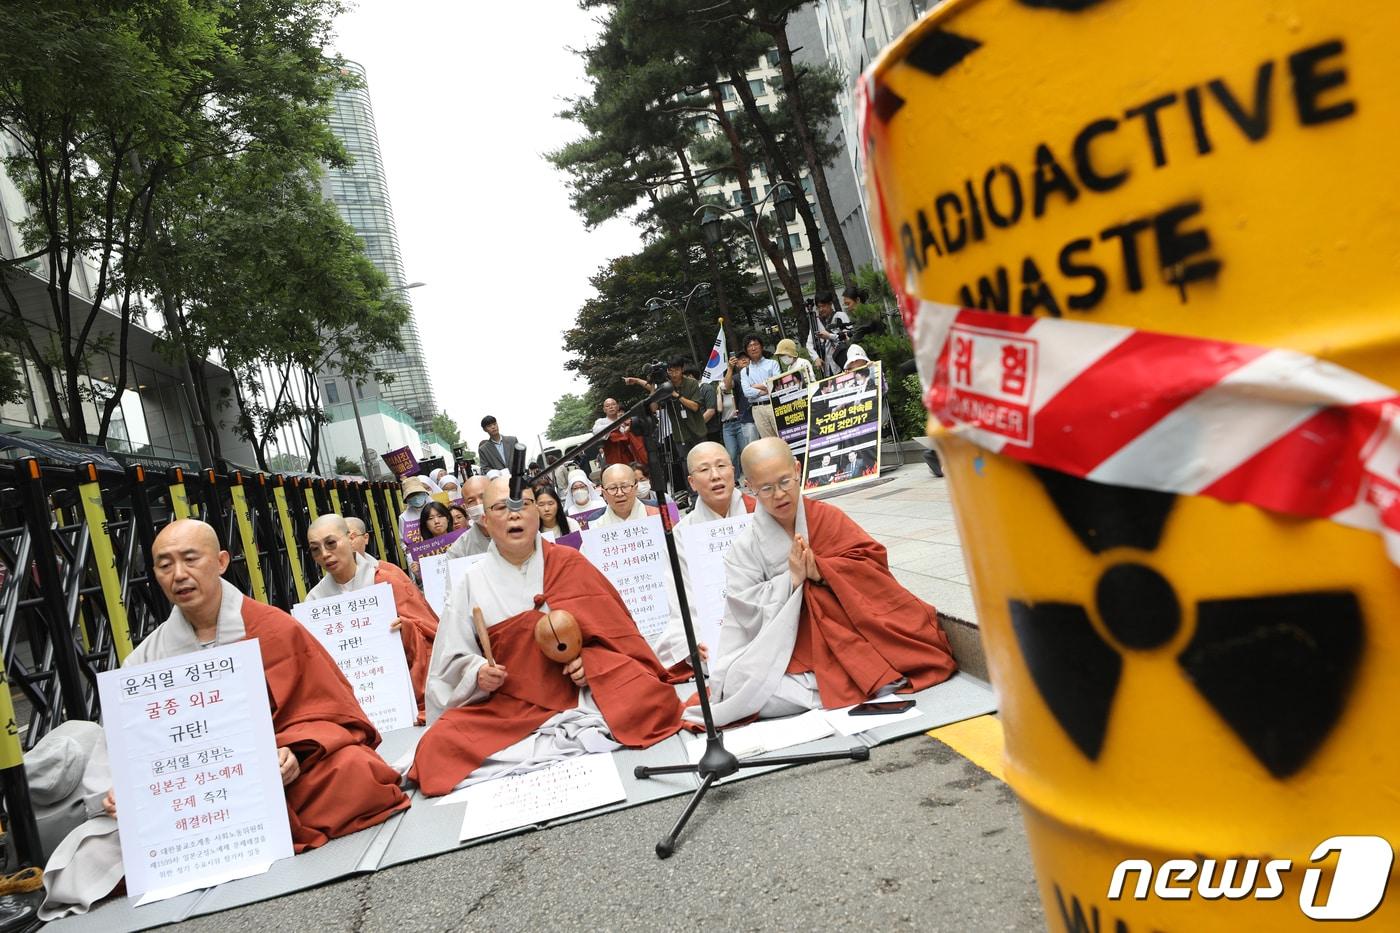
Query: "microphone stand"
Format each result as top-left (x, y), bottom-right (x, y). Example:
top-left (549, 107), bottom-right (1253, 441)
top-left (633, 386), bottom-right (869, 858)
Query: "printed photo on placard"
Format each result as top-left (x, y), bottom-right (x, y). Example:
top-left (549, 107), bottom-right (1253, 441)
top-left (802, 361), bottom-right (883, 493)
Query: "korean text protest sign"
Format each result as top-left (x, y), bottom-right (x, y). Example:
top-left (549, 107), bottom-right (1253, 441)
top-left (802, 361), bottom-right (884, 493)
top-left (291, 583), bottom-right (416, 732)
top-left (772, 371), bottom-right (811, 456)
top-left (97, 640), bottom-right (294, 903)
top-left (580, 515), bottom-right (674, 642)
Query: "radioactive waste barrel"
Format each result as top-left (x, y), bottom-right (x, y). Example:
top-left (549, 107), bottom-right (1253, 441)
top-left (860, 1), bottom-right (1400, 929)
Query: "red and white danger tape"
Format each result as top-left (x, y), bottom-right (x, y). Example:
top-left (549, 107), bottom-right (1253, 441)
top-left (912, 302), bottom-right (1400, 564)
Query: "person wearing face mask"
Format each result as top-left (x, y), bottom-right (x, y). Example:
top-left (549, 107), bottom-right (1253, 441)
top-left (564, 467), bottom-right (606, 523)
top-left (773, 338), bottom-right (817, 386)
top-left (443, 475), bottom-right (492, 559)
top-left (630, 461), bottom-right (656, 507)
top-left (398, 476), bottom-right (432, 553)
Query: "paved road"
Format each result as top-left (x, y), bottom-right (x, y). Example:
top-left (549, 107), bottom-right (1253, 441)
top-left (156, 465), bottom-right (1045, 931)
top-left (160, 733), bottom-right (1043, 932)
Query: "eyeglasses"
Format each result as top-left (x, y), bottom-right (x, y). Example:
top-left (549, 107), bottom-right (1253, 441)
top-left (689, 463), bottom-right (733, 478)
top-left (752, 475), bottom-right (797, 498)
top-left (486, 500), bottom-right (537, 516)
top-left (603, 482), bottom-right (636, 495)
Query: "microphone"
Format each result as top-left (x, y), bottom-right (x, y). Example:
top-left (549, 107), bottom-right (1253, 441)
top-left (506, 443), bottom-right (529, 511)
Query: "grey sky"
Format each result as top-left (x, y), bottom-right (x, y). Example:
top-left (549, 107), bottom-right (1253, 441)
top-left (331, 2), bottom-right (639, 454)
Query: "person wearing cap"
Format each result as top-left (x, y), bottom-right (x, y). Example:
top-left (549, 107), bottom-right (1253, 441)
top-left (774, 338), bottom-right (817, 386)
top-left (398, 475), bottom-right (432, 552)
top-left (843, 344), bottom-right (882, 394)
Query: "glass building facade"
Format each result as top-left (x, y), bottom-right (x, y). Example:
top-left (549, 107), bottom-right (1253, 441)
top-left (323, 60), bottom-right (438, 431)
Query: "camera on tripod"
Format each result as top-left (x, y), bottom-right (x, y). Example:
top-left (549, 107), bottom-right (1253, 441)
top-left (644, 359), bottom-right (669, 388)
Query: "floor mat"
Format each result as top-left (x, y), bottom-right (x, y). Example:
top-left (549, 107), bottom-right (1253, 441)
top-left (48, 674), bottom-right (994, 931)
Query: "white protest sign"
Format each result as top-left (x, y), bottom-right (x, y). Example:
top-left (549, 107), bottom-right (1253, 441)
top-left (580, 515), bottom-right (674, 642)
top-left (452, 753), bottom-right (626, 840)
top-left (421, 552), bottom-right (488, 615)
top-left (675, 513), bottom-right (753, 650)
top-left (291, 582), bottom-right (416, 732)
top-left (97, 639), bottom-right (294, 904)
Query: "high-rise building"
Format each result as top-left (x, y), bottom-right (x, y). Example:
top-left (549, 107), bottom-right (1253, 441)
top-left (808, 0), bottom-right (933, 268)
top-left (322, 60), bottom-right (438, 432)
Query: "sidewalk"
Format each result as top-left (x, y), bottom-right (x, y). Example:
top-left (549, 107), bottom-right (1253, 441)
top-left (830, 464), bottom-right (977, 627)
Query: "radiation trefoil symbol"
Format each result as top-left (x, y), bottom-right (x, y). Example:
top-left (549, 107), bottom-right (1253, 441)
top-left (1009, 468), bottom-right (1363, 779)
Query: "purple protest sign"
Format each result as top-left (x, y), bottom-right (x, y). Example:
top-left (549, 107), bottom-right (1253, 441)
top-left (382, 446), bottom-right (419, 479)
top-left (405, 527), bottom-right (466, 564)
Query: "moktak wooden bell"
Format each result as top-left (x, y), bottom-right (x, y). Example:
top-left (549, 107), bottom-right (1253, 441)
top-left (534, 608), bottom-right (581, 663)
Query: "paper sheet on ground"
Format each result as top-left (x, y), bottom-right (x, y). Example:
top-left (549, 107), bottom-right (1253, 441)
top-left (685, 709), bottom-right (834, 762)
top-left (421, 552), bottom-right (488, 614)
top-left (443, 754), bottom-right (627, 841)
top-left (823, 696), bottom-right (924, 736)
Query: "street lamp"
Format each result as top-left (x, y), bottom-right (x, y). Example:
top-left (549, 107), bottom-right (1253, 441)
top-left (347, 280), bottom-right (428, 479)
top-left (692, 182), bottom-right (801, 340)
top-left (644, 282), bottom-right (709, 363)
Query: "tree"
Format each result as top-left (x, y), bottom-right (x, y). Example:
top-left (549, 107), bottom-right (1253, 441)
top-left (0, 0), bottom-right (351, 450)
top-left (728, 0), bottom-right (859, 286)
top-left (429, 411), bottom-right (461, 448)
top-left (547, 393), bottom-right (597, 439)
top-left (268, 452), bottom-right (308, 473)
top-left (156, 156), bottom-right (408, 473)
top-left (334, 455), bottom-right (362, 476)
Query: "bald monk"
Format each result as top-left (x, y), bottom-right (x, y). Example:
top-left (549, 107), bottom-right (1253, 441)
top-left (40, 520), bottom-right (408, 919)
top-left (345, 516), bottom-right (370, 554)
top-left (307, 514), bottom-right (437, 722)
top-left (593, 397), bottom-right (649, 467)
top-left (692, 439), bottom-right (957, 728)
top-left (654, 442), bottom-right (752, 666)
top-left (408, 479), bottom-right (685, 796)
top-left (443, 474), bottom-right (491, 558)
top-left (590, 463), bottom-right (661, 527)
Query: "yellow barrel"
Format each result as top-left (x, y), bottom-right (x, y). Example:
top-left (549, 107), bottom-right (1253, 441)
top-left (863, 1), bottom-right (1400, 929)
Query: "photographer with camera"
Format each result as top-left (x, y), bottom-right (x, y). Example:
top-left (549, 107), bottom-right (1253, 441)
top-left (807, 289), bottom-right (852, 377)
top-left (624, 357), bottom-right (707, 501)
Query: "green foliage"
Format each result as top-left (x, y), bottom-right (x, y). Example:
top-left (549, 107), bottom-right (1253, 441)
top-left (268, 452), bottom-right (309, 473)
top-left (334, 455), bottom-right (362, 476)
top-left (547, 393), bottom-right (598, 439)
top-left (0, 0), bottom-right (349, 449)
top-left (430, 411), bottom-right (461, 449)
top-left (892, 373), bottom-right (928, 443)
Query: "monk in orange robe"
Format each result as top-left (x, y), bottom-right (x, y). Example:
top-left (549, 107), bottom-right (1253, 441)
top-left (40, 520), bottom-right (409, 919)
top-left (408, 478), bottom-right (683, 797)
top-left (692, 438), bottom-right (957, 728)
top-left (307, 513), bottom-right (437, 719)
